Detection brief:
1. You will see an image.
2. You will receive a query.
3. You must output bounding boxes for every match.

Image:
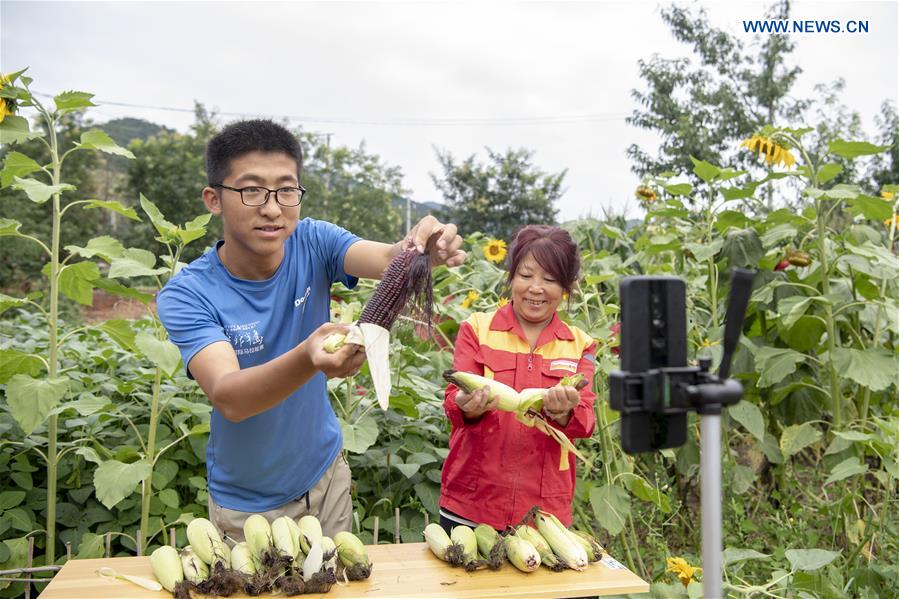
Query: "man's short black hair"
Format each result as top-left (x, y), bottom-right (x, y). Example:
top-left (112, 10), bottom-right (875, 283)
top-left (205, 119), bottom-right (303, 185)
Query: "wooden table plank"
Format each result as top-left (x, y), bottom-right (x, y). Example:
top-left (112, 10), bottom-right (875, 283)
top-left (39, 542), bottom-right (649, 598)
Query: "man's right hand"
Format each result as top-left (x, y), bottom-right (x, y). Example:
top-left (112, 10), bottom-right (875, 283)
top-left (307, 323), bottom-right (366, 379)
top-left (455, 386), bottom-right (498, 420)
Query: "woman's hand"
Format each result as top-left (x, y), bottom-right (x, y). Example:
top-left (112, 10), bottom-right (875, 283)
top-left (542, 385), bottom-right (580, 426)
top-left (455, 386), bottom-right (498, 421)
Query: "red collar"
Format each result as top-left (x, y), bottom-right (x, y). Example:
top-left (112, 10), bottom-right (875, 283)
top-left (490, 302), bottom-right (574, 346)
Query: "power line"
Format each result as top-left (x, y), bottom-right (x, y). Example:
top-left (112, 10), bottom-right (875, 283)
top-left (32, 92), bottom-right (628, 127)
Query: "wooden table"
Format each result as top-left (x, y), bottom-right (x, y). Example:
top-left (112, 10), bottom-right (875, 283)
top-left (40, 542), bottom-right (649, 598)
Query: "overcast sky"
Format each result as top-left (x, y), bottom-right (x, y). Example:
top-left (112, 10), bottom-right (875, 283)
top-left (2, 1), bottom-right (897, 223)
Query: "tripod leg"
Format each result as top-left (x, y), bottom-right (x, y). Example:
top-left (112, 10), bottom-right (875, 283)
top-left (701, 414), bottom-right (723, 598)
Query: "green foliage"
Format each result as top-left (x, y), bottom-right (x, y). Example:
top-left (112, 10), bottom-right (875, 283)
top-left (627, 1), bottom-right (803, 180)
top-left (431, 147), bottom-right (562, 241)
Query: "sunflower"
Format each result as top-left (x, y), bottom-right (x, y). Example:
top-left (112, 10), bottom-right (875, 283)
top-left (884, 215), bottom-right (899, 231)
top-left (461, 290), bottom-right (479, 309)
top-left (882, 191), bottom-right (895, 201)
top-left (497, 297), bottom-right (509, 307)
top-left (484, 238), bottom-right (507, 263)
top-left (740, 135), bottom-right (796, 168)
top-left (666, 557), bottom-right (702, 587)
top-left (635, 185), bottom-right (657, 203)
top-left (0, 73), bottom-right (14, 124)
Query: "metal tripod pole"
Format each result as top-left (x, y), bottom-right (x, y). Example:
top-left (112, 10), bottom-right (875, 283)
top-left (701, 414), bottom-right (722, 598)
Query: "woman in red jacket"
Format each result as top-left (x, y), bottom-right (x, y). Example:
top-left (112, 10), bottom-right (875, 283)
top-left (439, 225), bottom-right (596, 533)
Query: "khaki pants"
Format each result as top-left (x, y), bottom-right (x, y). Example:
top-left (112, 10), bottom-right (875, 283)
top-left (207, 452), bottom-right (353, 544)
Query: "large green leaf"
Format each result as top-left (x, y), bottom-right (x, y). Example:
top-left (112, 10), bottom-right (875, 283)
top-left (690, 157), bottom-right (720, 182)
top-left (93, 459), bottom-right (152, 509)
top-left (340, 415), bottom-right (380, 453)
top-left (0, 151), bottom-right (42, 187)
top-left (0, 293), bottom-right (27, 317)
top-left (0, 349), bottom-right (43, 384)
top-left (413, 482), bottom-right (439, 515)
top-left (0, 491), bottom-right (26, 510)
top-left (80, 199), bottom-right (140, 221)
top-left (76, 130), bottom-right (135, 158)
top-left (780, 423), bottom-right (822, 458)
top-left (75, 533), bottom-right (105, 559)
top-left (828, 140), bottom-right (891, 159)
top-left (108, 248), bottom-right (167, 278)
top-left (684, 238), bottom-right (724, 262)
top-left (728, 400), bottom-right (765, 442)
top-left (816, 163), bottom-right (843, 184)
top-left (135, 332), bottom-right (181, 377)
top-left (589, 484), bottom-right (630, 536)
top-left (93, 278), bottom-right (155, 304)
top-left (721, 228), bottom-right (763, 268)
top-left (393, 463), bottom-right (421, 478)
top-left (777, 296), bottom-right (824, 330)
top-left (785, 548), bottom-right (839, 572)
top-left (755, 347), bottom-right (805, 388)
top-left (847, 194), bottom-right (894, 222)
top-left (759, 224), bottom-right (797, 248)
top-left (58, 261), bottom-right (100, 305)
top-left (723, 547), bottom-right (770, 566)
top-left (12, 176), bottom-right (75, 204)
top-left (65, 236), bottom-right (126, 262)
top-left (620, 474), bottom-right (671, 513)
top-left (830, 348), bottom-right (896, 392)
top-left (53, 91), bottom-right (96, 113)
top-left (140, 194), bottom-right (177, 238)
top-left (0, 218), bottom-right (24, 237)
top-left (99, 319), bottom-right (138, 353)
top-left (0, 115), bottom-right (42, 144)
top-left (825, 457), bottom-right (868, 485)
top-left (5, 374), bottom-right (69, 435)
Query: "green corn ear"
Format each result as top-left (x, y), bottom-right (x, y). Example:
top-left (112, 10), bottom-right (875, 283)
top-left (150, 545), bottom-right (184, 592)
top-left (243, 514), bottom-right (273, 563)
top-left (186, 517), bottom-right (229, 567)
top-left (424, 523), bottom-right (453, 561)
top-left (449, 525), bottom-right (480, 570)
top-left (534, 510), bottom-right (588, 571)
top-left (180, 546), bottom-right (209, 583)
top-left (230, 542), bottom-right (257, 575)
top-left (442, 370), bottom-right (522, 411)
top-left (570, 529), bottom-right (604, 562)
top-left (503, 535), bottom-right (541, 572)
top-left (297, 515), bottom-right (323, 555)
top-left (473, 524), bottom-right (504, 570)
top-left (334, 531), bottom-right (372, 580)
top-left (515, 525), bottom-right (564, 571)
top-left (272, 515), bottom-right (302, 561)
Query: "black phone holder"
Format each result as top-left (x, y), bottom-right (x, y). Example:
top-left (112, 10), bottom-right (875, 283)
top-left (607, 268), bottom-right (755, 598)
top-left (609, 269), bottom-right (754, 454)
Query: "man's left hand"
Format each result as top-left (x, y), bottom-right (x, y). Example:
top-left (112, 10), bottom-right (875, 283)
top-left (404, 215), bottom-right (466, 267)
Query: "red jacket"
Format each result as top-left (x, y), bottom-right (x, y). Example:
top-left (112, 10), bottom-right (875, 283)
top-left (440, 303), bottom-right (596, 529)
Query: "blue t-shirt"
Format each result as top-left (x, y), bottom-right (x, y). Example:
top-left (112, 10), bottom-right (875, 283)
top-left (157, 218), bottom-right (360, 512)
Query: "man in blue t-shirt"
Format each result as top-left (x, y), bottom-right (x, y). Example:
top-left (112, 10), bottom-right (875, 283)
top-left (156, 119), bottom-right (466, 540)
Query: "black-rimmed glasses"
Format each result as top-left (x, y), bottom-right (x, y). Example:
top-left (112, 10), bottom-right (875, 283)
top-left (212, 184), bottom-right (306, 207)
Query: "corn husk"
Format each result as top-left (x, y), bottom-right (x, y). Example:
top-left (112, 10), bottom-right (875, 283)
top-left (320, 536), bottom-right (338, 575)
top-left (272, 515), bottom-right (302, 561)
top-left (534, 510), bottom-right (588, 571)
top-left (302, 540), bottom-right (324, 582)
top-left (448, 525), bottom-right (481, 571)
top-left (149, 545), bottom-right (184, 592)
top-left (180, 546), bottom-right (210, 583)
top-left (423, 523), bottom-right (453, 561)
top-left (515, 524), bottom-right (564, 571)
top-left (473, 524), bottom-right (505, 570)
top-left (243, 514), bottom-right (273, 563)
top-left (334, 530), bottom-right (372, 580)
top-left (570, 528), bottom-right (604, 562)
top-left (297, 514), bottom-right (323, 555)
top-left (503, 536), bottom-right (541, 572)
top-left (230, 542), bottom-right (257, 576)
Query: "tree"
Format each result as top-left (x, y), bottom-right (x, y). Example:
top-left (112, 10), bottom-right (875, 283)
top-left (298, 134), bottom-right (405, 242)
top-left (868, 101), bottom-right (899, 192)
top-left (626, 1), bottom-right (804, 179)
top-left (431, 147), bottom-right (563, 241)
top-left (122, 103), bottom-right (219, 261)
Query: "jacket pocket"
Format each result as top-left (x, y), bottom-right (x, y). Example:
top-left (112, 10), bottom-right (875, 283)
top-left (474, 347), bottom-right (517, 386)
top-left (539, 439), bottom-right (576, 498)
